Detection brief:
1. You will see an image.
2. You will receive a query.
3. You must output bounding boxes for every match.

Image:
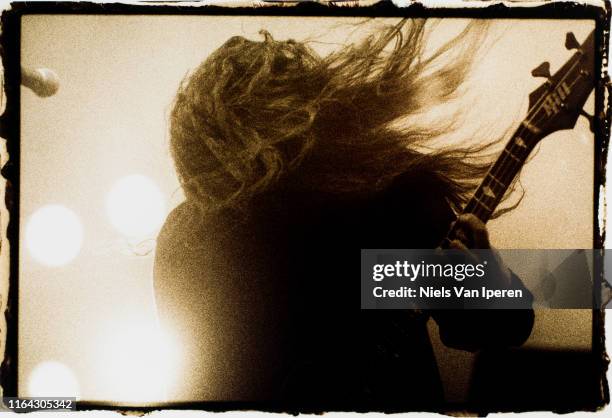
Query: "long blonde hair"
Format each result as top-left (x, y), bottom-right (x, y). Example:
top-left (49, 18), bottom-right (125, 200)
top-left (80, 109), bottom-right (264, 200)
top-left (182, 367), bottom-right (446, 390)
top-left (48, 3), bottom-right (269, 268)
top-left (169, 19), bottom-right (507, 218)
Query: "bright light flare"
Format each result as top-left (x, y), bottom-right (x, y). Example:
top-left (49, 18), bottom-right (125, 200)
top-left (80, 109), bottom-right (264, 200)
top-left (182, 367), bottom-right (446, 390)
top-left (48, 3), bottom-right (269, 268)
top-left (95, 321), bottom-right (181, 403)
top-left (106, 175), bottom-right (166, 238)
top-left (28, 361), bottom-right (80, 398)
top-left (25, 205), bottom-right (83, 267)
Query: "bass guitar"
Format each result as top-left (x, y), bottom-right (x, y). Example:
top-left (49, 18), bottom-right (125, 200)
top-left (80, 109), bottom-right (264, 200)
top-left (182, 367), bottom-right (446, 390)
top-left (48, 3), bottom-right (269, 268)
top-left (441, 30), bottom-right (596, 247)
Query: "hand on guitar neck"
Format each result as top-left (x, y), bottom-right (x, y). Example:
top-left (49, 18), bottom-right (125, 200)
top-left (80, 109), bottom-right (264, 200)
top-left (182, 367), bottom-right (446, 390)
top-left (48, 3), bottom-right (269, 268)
top-left (444, 213), bottom-right (513, 289)
top-left (438, 30), bottom-right (595, 293)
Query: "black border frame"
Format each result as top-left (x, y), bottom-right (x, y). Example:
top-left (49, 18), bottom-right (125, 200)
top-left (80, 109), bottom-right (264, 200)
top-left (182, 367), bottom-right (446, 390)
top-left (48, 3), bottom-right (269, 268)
top-left (1, 0), bottom-right (610, 414)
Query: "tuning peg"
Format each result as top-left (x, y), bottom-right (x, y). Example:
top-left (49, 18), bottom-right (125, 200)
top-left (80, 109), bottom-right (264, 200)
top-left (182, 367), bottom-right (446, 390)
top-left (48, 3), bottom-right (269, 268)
top-left (531, 61), bottom-right (551, 79)
top-left (566, 32), bottom-right (581, 50)
top-left (580, 109), bottom-right (595, 132)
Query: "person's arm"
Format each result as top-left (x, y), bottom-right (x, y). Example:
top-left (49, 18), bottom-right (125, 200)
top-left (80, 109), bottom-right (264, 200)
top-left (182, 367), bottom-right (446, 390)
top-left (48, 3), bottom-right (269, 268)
top-left (430, 214), bottom-right (535, 352)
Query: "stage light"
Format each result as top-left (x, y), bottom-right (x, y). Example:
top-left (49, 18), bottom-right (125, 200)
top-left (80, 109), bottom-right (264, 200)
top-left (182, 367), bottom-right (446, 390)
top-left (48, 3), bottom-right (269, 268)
top-left (106, 175), bottom-right (166, 238)
top-left (95, 321), bottom-right (181, 403)
top-left (25, 205), bottom-right (83, 267)
top-left (28, 361), bottom-right (80, 398)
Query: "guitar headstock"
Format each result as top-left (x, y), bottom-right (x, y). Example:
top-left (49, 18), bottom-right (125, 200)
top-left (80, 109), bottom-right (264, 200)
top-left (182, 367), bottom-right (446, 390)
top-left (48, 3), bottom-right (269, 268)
top-left (526, 31), bottom-right (595, 141)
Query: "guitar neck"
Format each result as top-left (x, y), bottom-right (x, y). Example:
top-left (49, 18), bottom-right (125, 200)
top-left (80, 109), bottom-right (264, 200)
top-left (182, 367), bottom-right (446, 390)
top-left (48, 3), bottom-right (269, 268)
top-left (466, 122), bottom-right (538, 222)
top-left (440, 121), bottom-right (538, 247)
top-left (438, 29), bottom-right (595, 248)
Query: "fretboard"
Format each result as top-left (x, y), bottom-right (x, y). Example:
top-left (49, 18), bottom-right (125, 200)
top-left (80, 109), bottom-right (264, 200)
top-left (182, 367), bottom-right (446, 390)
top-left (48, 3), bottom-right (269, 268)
top-left (465, 122), bottom-right (539, 222)
top-left (439, 29), bottom-right (594, 248)
top-left (440, 121), bottom-right (538, 247)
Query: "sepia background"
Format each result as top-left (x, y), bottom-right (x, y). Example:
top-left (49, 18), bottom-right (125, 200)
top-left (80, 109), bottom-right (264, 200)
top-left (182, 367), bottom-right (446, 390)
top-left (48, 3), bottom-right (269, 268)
top-left (20, 16), bottom-right (594, 403)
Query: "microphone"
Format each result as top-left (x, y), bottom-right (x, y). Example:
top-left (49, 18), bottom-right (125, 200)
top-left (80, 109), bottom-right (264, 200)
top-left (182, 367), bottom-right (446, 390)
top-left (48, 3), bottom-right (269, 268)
top-left (21, 66), bottom-right (60, 97)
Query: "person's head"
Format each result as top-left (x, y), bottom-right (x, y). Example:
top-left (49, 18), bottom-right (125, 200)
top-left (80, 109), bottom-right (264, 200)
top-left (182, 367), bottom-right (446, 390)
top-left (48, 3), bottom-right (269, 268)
top-left (170, 19), bottom-right (503, 217)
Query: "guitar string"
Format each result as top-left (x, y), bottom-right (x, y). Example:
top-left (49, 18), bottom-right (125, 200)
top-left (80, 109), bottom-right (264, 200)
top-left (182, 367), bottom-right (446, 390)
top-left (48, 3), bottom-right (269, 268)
top-left (484, 56), bottom-right (588, 198)
top-left (465, 57), bottom-right (589, 222)
top-left (442, 50), bottom-right (590, 241)
top-left (473, 75), bottom-right (586, 220)
top-left (489, 36), bottom-right (594, 192)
